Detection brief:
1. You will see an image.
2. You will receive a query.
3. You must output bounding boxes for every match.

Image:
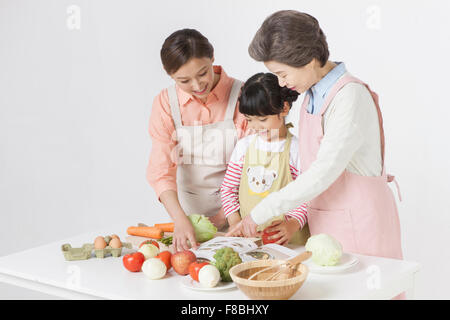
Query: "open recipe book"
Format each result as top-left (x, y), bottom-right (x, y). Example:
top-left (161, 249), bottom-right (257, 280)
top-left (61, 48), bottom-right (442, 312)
top-left (191, 236), bottom-right (299, 263)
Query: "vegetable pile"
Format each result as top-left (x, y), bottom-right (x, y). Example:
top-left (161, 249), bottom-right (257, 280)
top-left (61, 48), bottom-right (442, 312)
top-left (122, 240), bottom-right (172, 280)
top-left (212, 247), bottom-right (242, 282)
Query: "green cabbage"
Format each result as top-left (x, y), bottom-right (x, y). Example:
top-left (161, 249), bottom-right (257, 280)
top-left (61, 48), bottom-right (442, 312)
top-left (188, 214), bottom-right (217, 243)
top-left (305, 233), bottom-right (343, 266)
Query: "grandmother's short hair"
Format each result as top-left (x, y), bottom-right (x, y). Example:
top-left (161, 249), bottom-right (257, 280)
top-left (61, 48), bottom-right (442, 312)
top-left (249, 10), bottom-right (329, 67)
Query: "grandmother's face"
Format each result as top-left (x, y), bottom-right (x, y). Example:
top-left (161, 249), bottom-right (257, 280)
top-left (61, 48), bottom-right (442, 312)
top-left (264, 60), bottom-right (318, 94)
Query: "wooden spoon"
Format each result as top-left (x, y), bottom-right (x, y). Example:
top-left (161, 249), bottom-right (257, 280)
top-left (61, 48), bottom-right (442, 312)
top-left (264, 261), bottom-right (302, 281)
top-left (248, 251), bottom-right (312, 281)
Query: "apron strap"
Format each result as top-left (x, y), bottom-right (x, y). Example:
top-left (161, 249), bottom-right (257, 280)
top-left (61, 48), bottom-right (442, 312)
top-left (300, 93), bottom-right (311, 112)
top-left (224, 80), bottom-right (243, 121)
top-left (321, 74), bottom-right (402, 201)
top-left (387, 174), bottom-right (403, 202)
top-left (167, 85), bottom-right (183, 129)
top-left (319, 74), bottom-right (387, 171)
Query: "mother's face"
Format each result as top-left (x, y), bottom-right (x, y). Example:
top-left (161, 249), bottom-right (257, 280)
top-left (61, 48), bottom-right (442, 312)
top-left (264, 60), bottom-right (318, 94)
top-left (170, 57), bottom-right (216, 100)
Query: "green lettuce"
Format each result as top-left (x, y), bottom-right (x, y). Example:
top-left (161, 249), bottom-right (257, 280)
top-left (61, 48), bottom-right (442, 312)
top-left (305, 233), bottom-right (343, 266)
top-left (188, 214), bottom-right (217, 243)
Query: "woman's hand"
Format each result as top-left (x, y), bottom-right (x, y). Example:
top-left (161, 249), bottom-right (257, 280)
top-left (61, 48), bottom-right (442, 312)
top-left (159, 190), bottom-right (199, 252)
top-left (263, 218), bottom-right (300, 245)
top-left (172, 215), bottom-right (199, 252)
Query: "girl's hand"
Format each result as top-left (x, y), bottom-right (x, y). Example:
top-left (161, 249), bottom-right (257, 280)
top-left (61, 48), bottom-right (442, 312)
top-left (209, 208), bottom-right (227, 229)
top-left (226, 215), bottom-right (258, 238)
top-left (172, 215), bottom-right (199, 253)
top-left (264, 218), bottom-right (300, 246)
top-left (226, 211), bottom-right (243, 237)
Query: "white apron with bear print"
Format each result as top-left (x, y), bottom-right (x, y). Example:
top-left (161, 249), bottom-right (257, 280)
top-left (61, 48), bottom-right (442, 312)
top-left (238, 131), bottom-right (310, 244)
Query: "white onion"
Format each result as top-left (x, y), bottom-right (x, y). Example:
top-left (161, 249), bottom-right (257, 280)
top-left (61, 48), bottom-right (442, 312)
top-left (138, 244), bottom-right (159, 260)
top-left (142, 258), bottom-right (167, 280)
top-left (198, 265), bottom-right (220, 288)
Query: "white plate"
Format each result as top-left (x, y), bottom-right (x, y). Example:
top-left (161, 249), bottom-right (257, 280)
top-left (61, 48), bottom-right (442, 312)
top-left (180, 276), bottom-right (236, 291)
top-left (303, 253), bottom-right (359, 274)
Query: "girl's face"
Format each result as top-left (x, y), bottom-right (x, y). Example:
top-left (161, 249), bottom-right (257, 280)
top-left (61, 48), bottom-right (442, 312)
top-left (170, 57), bottom-right (216, 101)
top-left (245, 103), bottom-right (290, 141)
top-left (264, 59), bottom-right (318, 94)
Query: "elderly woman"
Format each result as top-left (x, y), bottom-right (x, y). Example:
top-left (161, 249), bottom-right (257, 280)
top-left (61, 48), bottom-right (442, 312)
top-left (227, 10), bottom-right (403, 263)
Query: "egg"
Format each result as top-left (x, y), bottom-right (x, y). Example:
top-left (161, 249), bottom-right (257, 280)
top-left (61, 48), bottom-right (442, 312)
top-left (110, 234), bottom-right (120, 241)
top-left (109, 238), bottom-right (122, 248)
top-left (94, 236), bottom-right (107, 249)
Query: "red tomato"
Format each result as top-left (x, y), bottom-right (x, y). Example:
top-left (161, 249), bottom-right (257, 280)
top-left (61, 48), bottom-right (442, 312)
top-left (188, 261), bottom-right (209, 282)
top-left (122, 252), bottom-right (145, 272)
top-left (139, 240), bottom-right (159, 249)
top-left (156, 251), bottom-right (172, 270)
top-left (262, 229), bottom-right (281, 245)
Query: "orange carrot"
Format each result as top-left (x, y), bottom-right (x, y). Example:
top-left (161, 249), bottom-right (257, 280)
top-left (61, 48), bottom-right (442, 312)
top-left (154, 223), bottom-right (174, 233)
top-left (127, 226), bottom-right (164, 239)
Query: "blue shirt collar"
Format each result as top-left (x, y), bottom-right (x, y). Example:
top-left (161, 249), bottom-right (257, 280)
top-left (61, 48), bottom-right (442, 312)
top-left (310, 62), bottom-right (347, 98)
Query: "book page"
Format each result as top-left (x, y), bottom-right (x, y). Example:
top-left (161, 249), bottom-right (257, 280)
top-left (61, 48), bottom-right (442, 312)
top-left (192, 237), bottom-right (298, 263)
top-left (192, 236), bottom-right (260, 262)
top-left (240, 243), bottom-right (298, 262)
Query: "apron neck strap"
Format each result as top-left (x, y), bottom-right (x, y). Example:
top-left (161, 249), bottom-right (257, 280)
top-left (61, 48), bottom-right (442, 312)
top-left (318, 74), bottom-right (387, 170)
top-left (167, 85), bottom-right (183, 128)
top-left (224, 80), bottom-right (243, 121)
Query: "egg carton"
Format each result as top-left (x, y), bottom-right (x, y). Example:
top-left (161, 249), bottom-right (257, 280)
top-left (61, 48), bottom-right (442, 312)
top-left (93, 242), bottom-right (132, 258)
top-left (61, 242), bottom-right (132, 261)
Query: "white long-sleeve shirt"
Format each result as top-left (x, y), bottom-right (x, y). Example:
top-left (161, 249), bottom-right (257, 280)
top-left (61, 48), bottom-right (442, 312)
top-left (251, 73), bottom-right (382, 225)
top-left (220, 134), bottom-right (308, 228)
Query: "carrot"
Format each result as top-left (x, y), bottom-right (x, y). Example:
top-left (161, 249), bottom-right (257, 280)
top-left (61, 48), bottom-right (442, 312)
top-left (127, 226), bottom-right (164, 239)
top-left (154, 223), bottom-right (174, 233)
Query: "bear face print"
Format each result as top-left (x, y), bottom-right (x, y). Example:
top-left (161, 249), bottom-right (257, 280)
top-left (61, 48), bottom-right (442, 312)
top-left (246, 166), bottom-right (278, 194)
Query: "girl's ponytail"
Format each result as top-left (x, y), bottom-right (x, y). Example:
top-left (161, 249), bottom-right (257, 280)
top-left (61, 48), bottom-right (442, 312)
top-left (280, 86), bottom-right (300, 105)
top-left (239, 73), bottom-right (299, 116)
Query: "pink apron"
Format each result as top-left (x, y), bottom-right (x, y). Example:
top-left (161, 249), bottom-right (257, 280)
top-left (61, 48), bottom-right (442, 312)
top-left (299, 75), bottom-right (403, 260)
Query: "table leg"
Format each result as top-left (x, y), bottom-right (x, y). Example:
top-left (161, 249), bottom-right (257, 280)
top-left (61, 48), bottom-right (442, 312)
top-left (405, 271), bottom-right (418, 300)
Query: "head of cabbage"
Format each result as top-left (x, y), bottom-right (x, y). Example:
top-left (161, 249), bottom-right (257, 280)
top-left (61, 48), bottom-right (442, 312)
top-left (188, 214), bottom-right (217, 243)
top-left (305, 234), bottom-right (343, 266)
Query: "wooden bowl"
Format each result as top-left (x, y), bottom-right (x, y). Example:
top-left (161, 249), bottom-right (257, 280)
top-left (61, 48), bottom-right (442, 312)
top-left (229, 259), bottom-right (309, 300)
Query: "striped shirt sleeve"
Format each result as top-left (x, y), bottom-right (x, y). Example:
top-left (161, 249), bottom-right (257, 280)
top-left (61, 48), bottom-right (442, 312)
top-left (220, 159), bottom-right (244, 217)
top-left (220, 136), bottom-right (252, 218)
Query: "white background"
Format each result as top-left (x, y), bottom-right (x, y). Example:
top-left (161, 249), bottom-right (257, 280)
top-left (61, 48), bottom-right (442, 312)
top-left (1, 0), bottom-right (449, 299)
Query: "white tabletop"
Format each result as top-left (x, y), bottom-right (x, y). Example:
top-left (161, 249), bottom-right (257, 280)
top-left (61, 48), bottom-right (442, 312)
top-left (0, 224), bottom-right (420, 300)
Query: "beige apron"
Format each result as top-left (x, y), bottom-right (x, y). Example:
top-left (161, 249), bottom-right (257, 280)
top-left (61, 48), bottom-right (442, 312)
top-left (238, 129), bottom-right (310, 245)
top-left (168, 80), bottom-right (242, 217)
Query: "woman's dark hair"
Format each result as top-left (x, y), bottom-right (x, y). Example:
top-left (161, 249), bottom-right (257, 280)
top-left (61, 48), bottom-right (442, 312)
top-left (248, 10), bottom-right (329, 67)
top-left (160, 29), bottom-right (214, 75)
top-left (239, 73), bottom-right (299, 116)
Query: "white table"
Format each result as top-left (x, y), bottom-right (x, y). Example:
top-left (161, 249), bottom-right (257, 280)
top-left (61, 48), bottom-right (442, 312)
top-left (0, 225), bottom-right (420, 300)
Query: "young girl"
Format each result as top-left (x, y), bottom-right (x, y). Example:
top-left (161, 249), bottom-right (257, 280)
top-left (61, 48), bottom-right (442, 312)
top-left (220, 73), bottom-right (310, 245)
